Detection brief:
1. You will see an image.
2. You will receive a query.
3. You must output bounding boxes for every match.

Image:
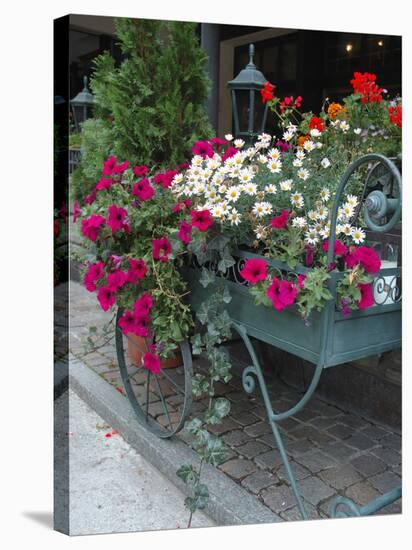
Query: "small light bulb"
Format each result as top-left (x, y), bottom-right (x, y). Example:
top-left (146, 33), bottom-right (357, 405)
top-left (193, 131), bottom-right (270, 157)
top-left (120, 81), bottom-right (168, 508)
top-left (378, 40), bottom-right (384, 47)
top-left (346, 43), bottom-right (353, 53)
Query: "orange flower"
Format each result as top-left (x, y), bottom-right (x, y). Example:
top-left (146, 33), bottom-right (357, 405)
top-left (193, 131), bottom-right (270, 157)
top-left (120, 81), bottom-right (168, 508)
top-left (297, 134), bottom-right (310, 147)
top-left (328, 102), bottom-right (343, 119)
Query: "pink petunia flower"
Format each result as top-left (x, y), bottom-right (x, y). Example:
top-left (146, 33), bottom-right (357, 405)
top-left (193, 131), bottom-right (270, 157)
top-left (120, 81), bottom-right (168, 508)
top-left (240, 258), bottom-right (267, 284)
top-left (102, 155), bottom-right (117, 176)
top-left (106, 270), bottom-right (127, 292)
top-left (267, 277), bottom-right (298, 311)
top-left (133, 316), bottom-right (151, 337)
top-left (152, 170), bottom-right (178, 189)
top-left (322, 239), bottom-right (348, 257)
top-left (143, 352), bottom-right (161, 374)
top-left (81, 215), bottom-right (105, 242)
top-left (192, 140), bottom-right (214, 159)
top-left (305, 245), bottom-right (314, 267)
top-left (118, 310), bottom-right (137, 334)
top-left (133, 165), bottom-right (149, 176)
top-left (210, 137), bottom-right (228, 148)
top-left (84, 189), bottom-right (97, 205)
top-left (95, 178), bottom-right (113, 191)
top-left (126, 258), bottom-right (148, 283)
top-left (190, 210), bottom-right (213, 232)
top-left (107, 204), bottom-right (128, 234)
top-left (222, 146), bottom-right (238, 161)
top-left (297, 274), bottom-right (306, 289)
top-left (73, 200), bottom-right (82, 223)
top-left (134, 293), bottom-right (153, 317)
top-left (132, 178), bottom-right (155, 201)
top-left (112, 161), bottom-right (129, 174)
top-left (83, 261), bottom-right (104, 292)
top-left (358, 283), bottom-right (374, 309)
top-left (345, 246), bottom-right (381, 274)
top-left (97, 286), bottom-right (116, 311)
top-left (178, 221), bottom-right (192, 245)
top-left (270, 210), bottom-right (289, 229)
top-left (152, 236), bottom-right (172, 262)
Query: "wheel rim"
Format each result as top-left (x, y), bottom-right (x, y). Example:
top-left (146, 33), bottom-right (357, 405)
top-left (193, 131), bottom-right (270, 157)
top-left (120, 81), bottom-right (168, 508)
top-left (115, 308), bottom-right (193, 438)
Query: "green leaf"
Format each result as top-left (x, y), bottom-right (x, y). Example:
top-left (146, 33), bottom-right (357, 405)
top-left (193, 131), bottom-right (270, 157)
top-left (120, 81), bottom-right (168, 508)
top-left (204, 397), bottom-right (231, 424)
top-left (185, 418), bottom-right (202, 434)
top-left (190, 333), bottom-right (203, 355)
top-left (222, 286), bottom-right (232, 304)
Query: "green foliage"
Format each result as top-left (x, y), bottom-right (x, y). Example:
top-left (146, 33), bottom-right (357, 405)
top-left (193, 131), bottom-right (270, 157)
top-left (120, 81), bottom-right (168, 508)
top-left (72, 17), bottom-right (213, 202)
top-left (296, 268), bottom-right (333, 318)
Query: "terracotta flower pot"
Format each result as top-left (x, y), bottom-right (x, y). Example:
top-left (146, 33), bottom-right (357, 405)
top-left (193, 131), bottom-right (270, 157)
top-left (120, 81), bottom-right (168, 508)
top-left (126, 333), bottom-right (182, 369)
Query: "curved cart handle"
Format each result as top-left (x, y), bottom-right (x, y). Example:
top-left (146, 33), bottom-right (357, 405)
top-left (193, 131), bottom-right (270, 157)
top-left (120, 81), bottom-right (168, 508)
top-left (326, 153), bottom-right (402, 266)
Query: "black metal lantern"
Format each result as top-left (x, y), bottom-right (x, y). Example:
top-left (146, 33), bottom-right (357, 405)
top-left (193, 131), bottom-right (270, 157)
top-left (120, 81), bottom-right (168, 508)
top-left (70, 76), bottom-right (94, 131)
top-left (227, 44), bottom-right (269, 142)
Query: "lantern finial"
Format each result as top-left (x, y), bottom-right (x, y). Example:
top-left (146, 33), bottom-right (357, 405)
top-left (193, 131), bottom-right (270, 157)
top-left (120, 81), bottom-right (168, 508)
top-left (248, 44), bottom-right (255, 67)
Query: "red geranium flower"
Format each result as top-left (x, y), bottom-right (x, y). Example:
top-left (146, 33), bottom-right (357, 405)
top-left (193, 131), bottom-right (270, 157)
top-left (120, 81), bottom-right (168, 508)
top-left (239, 258), bottom-right (268, 284)
top-left (143, 352), bottom-right (161, 374)
top-left (309, 116), bottom-right (324, 132)
top-left (261, 81), bottom-right (275, 104)
top-left (267, 277), bottom-right (298, 311)
top-left (97, 286), bottom-right (116, 311)
top-left (190, 210), bottom-right (213, 232)
top-left (152, 236), bottom-right (172, 262)
top-left (350, 72), bottom-right (384, 103)
top-left (270, 210), bottom-right (289, 229)
top-left (388, 105), bottom-right (402, 128)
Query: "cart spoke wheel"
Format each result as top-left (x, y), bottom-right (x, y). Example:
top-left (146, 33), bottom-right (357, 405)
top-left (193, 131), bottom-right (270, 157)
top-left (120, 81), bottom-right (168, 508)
top-left (115, 308), bottom-right (193, 438)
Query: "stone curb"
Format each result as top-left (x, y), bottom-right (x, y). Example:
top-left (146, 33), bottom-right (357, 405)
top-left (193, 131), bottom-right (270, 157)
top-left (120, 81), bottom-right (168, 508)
top-left (54, 358), bottom-right (69, 400)
top-left (69, 354), bottom-right (281, 526)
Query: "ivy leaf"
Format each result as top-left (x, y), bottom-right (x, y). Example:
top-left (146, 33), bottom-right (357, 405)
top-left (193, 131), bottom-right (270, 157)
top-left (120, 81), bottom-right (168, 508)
top-left (192, 373), bottom-right (209, 397)
top-left (204, 397), bottom-right (231, 424)
top-left (204, 436), bottom-right (230, 466)
top-left (191, 333), bottom-right (203, 355)
top-left (193, 483), bottom-right (209, 510)
top-left (199, 268), bottom-right (216, 288)
top-left (176, 464), bottom-right (199, 487)
top-left (222, 286), bottom-right (232, 304)
top-left (185, 418), bottom-right (203, 434)
top-left (196, 302), bottom-right (210, 325)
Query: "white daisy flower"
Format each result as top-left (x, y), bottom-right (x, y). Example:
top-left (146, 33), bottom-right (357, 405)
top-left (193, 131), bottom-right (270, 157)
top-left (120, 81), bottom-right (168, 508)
top-left (308, 210), bottom-right (318, 222)
top-left (296, 149), bottom-right (306, 161)
top-left (229, 208), bottom-right (241, 226)
top-left (173, 173), bottom-right (183, 184)
top-left (264, 183), bottom-right (277, 194)
top-left (340, 120), bottom-right (350, 133)
top-left (262, 202), bottom-right (273, 215)
top-left (310, 128), bottom-right (322, 138)
top-left (292, 216), bottom-right (307, 228)
top-left (330, 120), bottom-right (340, 128)
top-left (205, 189), bottom-right (218, 201)
top-left (320, 187), bottom-right (330, 202)
top-left (315, 142), bottom-right (323, 149)
top-left (244, 182), bottom-right (257, 196)
top-left (252, 202), bottom-right (267, 218)
top-left (280, 179), bottom-right (293, 191)
top-left (290, 192), bottom-right (304, 209)
top-left (238, 183), bottom-right (245, 192)
top-left (342, 203), bottom-right (355, 218)
top-left (194, 182), bottom-right (206, 194)
top-left (354, 128), bottom-right (362, 135)
top-left (226, 186), bottom-right (241, 203)
top-left (211, 204), bottom-right (225, 219)
top-left (239, 168), bottom-right (253, 184)
top-left (321, 157), bottom-right (331, 168)
top-left (297, 168), bottom-right (310, 181)
top-left (225, 134), bottom-right (234, 141)
top-left (346, 194), bottom-right (359, 208)
top-left (293, 159), bottom-right (303, 168)
top-left (317, 206), bottom-right (329, 220)
top-left (268, 159), bottom-right (282, 173)
top-left (319, 226), bottom-right (330, 239)
top-left (283, 129), bottom-right (294, 142)
top-left (303, 140), bottom-right (316, 152)
top-left (268, 148), bottom-right (281, 161)
top-left (351, 227), bottom-right (366, 244)
top-left (305, 227), bottom-right (319, 245)
top-left (258, 154), bottom-right (268, 164)
top-left (341, 224), bottom-right (353, 236)
top-left (234, 138), bottom-right (245, 148)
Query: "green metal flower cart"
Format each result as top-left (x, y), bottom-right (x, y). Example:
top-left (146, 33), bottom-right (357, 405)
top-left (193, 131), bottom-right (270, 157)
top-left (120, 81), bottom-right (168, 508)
top-left (116, 153), bottom-right (402, 520)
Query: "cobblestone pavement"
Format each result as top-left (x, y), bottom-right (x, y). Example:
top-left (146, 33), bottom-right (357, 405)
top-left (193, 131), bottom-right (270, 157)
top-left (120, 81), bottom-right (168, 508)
top-left (68, 281), bottom-right (402, 522)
